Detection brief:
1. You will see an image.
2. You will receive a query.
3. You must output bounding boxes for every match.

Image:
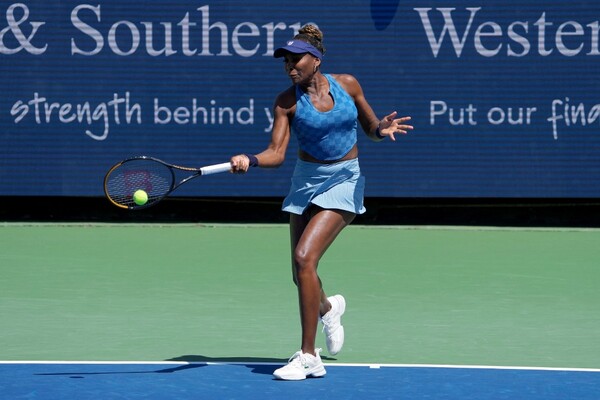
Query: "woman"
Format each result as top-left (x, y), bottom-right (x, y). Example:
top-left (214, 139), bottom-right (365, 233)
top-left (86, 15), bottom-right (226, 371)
top-left (230, 25), bottom-right (412, 380)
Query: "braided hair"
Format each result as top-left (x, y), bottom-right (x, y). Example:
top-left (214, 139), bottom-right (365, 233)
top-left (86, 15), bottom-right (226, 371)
top-left (294, 24), bottom-right (326, 56)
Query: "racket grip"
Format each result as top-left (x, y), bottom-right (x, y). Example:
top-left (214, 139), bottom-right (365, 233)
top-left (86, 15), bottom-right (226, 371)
top-left (200, 162), bottom-right (232, 175)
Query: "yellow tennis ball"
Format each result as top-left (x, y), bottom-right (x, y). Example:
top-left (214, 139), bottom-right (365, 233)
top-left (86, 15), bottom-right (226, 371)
top-left (133, 189), bottom-right (148, 206)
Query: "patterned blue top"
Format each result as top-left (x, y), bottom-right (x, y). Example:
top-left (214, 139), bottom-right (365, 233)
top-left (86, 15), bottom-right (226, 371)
top-left (291, 74), bottom-right (358, 161)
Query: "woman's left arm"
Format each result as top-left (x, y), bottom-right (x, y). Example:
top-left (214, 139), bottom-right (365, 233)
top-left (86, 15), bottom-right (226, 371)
top-left (334, 74), bottom-right (413, 142)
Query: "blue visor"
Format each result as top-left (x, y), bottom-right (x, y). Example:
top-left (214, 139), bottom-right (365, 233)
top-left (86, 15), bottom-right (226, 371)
top-left (273, 40), bottom-right (323, 59)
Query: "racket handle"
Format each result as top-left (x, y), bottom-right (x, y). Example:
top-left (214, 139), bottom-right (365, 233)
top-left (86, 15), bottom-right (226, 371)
top-left (200, 162), bottom-right (232, 175)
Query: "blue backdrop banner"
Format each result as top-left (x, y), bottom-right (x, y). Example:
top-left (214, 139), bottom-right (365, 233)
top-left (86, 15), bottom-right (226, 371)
top-left (1, 1), bottom-right (599, 197)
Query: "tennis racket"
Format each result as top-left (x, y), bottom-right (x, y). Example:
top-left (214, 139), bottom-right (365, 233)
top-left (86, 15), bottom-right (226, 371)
top-left (103, 156), bottom-right (231, 210)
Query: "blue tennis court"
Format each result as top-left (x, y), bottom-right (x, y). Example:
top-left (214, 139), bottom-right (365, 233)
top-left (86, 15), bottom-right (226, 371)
top-left (1, 362), bottom-right (599, 399)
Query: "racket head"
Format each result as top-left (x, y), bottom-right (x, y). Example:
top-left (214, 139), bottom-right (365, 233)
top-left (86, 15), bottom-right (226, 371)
top-left (103, 156), bottom-right (175, 210)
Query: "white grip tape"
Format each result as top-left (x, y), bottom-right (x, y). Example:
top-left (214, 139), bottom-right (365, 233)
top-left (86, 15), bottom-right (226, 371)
top-left (200, 162), bottom-right (232, 175)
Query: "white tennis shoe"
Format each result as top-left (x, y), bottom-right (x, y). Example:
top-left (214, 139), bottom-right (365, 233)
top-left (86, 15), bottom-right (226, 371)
top-left (272, 349), bottom-right (326, 380)
top-left (321, 294), bottom-right (346, 355)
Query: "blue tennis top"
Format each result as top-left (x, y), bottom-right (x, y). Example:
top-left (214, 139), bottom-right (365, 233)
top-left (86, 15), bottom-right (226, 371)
top-left (291, 74), bottom-right (358, 161)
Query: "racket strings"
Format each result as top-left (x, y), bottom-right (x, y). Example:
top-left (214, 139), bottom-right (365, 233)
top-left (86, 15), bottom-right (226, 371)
top-left (105, 159), bottom-right (174, 208)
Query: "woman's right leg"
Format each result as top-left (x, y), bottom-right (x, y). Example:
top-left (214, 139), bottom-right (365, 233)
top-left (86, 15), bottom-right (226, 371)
top-left (273, 207), bottom-right (353, 380)
top-left (289, 207), bottom-right (355, 356)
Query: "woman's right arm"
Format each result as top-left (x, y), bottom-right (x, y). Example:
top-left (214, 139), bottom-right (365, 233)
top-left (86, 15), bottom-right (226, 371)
top-left (231, 89), bottom-right (294, 173)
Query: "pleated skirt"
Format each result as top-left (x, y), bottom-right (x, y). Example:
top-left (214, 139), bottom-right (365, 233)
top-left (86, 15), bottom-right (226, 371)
top-left (282, 158), bottom-right (366, 215)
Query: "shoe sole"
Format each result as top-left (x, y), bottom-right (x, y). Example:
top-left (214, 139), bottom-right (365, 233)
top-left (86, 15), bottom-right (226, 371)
top-left (326, 295), bottom-right (346, 356)
top-left (333, 295), bottom-right (346, 316)
top-left (273, 367), bottom-right (327, 380)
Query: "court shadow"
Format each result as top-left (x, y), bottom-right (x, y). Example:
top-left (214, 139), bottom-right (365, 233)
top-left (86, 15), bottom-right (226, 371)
top-left (34, 354), bottom-right (338, 378)
top-left (166, 355), bottom-right (287, 376)
top-left (166, 354), bottom-right (338, 376)
top-left (167, 354), bottom-right (337, 363)
top-left (34, 363), bottom-right (206, 377)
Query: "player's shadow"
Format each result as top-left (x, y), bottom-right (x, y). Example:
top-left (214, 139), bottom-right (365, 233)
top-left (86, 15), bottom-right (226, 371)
top-left (164, 355), bottom-right (285, 375)
top-left (34, 363), bottom-right (206, 377)
top-left (34, 354), bottom-right (338, 378)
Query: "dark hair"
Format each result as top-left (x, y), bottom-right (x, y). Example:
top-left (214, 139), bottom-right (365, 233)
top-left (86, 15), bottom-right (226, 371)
top-left (294, 24), bottom-right (326, 56)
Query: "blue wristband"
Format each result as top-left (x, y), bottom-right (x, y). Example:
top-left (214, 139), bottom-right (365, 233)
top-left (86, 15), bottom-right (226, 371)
top-left (244, 154), bottom-right (259, 167)
top-left (375, 127), bottom-right (385, 139)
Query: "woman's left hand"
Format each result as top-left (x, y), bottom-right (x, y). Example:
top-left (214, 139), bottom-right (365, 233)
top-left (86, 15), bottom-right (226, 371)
top-left (378, 111), bottom-right (413, 141)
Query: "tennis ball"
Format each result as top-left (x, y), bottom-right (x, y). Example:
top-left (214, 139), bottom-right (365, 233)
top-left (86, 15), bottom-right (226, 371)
top-left (133, 189), bottom-right (148, 206)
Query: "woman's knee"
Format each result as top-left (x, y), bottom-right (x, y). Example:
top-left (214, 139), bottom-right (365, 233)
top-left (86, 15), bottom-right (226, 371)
top-left (293, 246), bottom-right (318, 273)
top-left (292, 252), bottom-right (319, 287)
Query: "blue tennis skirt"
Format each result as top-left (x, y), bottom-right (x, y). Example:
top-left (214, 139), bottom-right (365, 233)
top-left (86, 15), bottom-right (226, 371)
top-left (282, 158), bottom-right (366, 215)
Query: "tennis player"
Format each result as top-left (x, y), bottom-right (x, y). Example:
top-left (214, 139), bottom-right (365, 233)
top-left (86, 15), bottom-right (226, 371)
top-left (230, 24), bottom-right (412, 380)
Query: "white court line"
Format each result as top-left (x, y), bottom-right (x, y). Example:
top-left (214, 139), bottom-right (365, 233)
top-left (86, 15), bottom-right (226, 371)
top-left (1, 361), bottom-right (599, 373)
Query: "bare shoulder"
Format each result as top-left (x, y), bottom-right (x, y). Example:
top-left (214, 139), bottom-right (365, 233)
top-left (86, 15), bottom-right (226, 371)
top-left (272, 86), bottom-right (297, 120)
top-left (329, 73), bottom-right (363, 97)
top-left (274, 86), bottom-right (297, 110)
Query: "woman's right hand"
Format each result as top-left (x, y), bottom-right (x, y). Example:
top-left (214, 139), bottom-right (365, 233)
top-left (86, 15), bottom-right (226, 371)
top-left (230, 154), bottom-right (252, 174)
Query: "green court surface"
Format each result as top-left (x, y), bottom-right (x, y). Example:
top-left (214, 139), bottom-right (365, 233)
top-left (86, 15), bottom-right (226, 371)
top-left (1, 223), bottom-right (599, 369)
